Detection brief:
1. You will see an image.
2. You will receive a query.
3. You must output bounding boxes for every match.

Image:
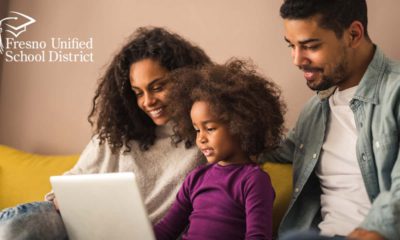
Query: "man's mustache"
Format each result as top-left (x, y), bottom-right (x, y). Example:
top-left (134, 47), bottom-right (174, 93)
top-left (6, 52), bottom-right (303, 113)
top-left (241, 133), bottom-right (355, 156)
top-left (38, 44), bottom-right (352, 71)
top-left (299, 66), bottom-right (323, 72)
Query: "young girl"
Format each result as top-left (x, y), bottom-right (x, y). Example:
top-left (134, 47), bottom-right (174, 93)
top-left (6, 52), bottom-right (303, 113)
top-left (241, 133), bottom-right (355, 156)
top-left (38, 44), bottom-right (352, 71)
top-left (154, 59), bottom-right (286, 240)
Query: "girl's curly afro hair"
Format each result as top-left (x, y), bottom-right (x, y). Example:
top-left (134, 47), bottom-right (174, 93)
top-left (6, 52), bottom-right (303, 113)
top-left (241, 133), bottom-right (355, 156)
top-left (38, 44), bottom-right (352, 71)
top-left (166, 58), bottom-right (286, 155)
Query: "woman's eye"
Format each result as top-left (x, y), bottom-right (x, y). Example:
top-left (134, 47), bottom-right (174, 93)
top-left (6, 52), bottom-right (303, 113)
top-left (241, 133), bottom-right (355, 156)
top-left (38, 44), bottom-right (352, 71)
top-left (152, 85), bottom-right (164, 92)
top-left (207, 128), bottom-right (216, 132)
top-left (133, 91), bottom-right (143, 97)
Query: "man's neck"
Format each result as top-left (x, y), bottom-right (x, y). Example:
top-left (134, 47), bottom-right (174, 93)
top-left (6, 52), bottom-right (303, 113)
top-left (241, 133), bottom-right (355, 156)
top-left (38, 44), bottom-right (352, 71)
top-left (338, 42), bottom-right (375, 91)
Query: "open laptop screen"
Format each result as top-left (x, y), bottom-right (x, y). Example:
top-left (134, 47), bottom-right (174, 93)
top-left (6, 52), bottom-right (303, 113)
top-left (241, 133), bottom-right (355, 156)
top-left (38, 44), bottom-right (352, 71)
top-left (50, 172), bottom-right (155, 240)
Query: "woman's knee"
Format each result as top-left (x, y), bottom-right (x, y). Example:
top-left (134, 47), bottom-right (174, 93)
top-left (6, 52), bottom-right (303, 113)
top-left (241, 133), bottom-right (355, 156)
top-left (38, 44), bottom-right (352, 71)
top-left (0, 201), bottom-right (67, 240)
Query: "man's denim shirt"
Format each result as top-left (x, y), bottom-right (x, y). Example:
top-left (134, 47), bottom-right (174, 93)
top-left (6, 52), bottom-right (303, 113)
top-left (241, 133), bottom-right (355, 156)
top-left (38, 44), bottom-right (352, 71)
top-left (260, 47), bottom-right (400, 240)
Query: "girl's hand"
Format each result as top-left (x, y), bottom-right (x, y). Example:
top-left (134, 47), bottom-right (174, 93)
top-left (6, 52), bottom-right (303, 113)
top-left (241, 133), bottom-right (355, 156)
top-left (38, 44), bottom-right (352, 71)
top-left (347, 228), bottom-right (385, 240)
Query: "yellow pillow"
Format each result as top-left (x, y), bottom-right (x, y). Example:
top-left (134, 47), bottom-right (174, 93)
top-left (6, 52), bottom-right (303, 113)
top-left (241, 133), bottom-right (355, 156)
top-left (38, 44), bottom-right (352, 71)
top-left (0, 145), bottom-right (79, 210)
top-left (261, 162), bottom-right (293, 236)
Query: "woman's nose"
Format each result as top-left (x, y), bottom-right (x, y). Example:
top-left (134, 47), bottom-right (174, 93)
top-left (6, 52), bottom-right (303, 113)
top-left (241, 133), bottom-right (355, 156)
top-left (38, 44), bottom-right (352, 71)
top-left (143, 93), bottom-right (156, 107)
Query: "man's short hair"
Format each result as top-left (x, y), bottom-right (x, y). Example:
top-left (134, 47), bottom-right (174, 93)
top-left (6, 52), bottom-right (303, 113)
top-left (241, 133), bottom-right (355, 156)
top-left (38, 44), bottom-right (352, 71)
top-left (280, 0), bottom-right (370, 40)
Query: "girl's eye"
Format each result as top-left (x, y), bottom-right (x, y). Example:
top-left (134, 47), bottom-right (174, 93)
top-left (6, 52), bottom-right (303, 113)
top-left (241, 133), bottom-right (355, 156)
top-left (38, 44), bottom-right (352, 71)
top-left (207, 128), bottom-right (216, 132)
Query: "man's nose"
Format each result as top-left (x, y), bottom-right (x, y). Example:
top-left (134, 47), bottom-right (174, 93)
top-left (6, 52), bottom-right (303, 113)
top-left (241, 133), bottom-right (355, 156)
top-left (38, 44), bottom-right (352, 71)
top-left (292, 48), bottom-right (309, 67)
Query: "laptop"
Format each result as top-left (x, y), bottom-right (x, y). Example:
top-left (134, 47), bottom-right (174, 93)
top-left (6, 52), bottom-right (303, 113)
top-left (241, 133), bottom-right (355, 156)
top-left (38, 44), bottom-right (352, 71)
top-left (50, 172), bottom-right (156, 240)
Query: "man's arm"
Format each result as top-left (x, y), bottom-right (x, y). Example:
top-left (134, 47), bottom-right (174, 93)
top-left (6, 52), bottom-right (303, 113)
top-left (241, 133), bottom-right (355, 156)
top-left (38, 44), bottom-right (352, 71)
top-left (258, 128), bottom-right (296, 164)
top-left (356, 152), bottom-right (400, 240)
top-left (354, 95), bottom-right (400, 240)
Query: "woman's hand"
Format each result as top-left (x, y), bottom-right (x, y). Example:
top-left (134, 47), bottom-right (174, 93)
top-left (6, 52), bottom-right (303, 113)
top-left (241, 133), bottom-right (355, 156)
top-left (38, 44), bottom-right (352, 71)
top-left (53, 197), bottom-right (60, 211)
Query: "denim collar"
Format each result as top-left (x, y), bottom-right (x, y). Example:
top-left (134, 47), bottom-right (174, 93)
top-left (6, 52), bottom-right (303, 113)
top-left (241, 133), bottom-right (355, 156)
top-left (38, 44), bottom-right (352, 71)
top-left (317, 45), bottom-right (385, 105)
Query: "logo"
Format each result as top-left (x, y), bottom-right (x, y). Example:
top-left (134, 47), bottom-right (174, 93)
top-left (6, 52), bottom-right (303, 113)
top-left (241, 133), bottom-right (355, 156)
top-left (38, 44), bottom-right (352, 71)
top-left (0, 11), bottom-right (36, 54)
top-left (0, 11), bottom-right (94, 63)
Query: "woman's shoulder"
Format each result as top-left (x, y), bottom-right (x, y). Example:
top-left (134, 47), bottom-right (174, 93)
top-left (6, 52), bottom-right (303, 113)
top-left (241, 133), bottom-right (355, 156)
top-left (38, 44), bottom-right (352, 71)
top-left (82, 135), bottom-right (119, 156)
top-left (87, 135), bottom-right (141, 156)
top-left (66, 135), bottom-right (127, 175)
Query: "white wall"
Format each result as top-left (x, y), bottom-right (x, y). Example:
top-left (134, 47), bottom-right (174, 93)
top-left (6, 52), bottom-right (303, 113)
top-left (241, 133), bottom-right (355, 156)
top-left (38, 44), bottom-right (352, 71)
top-left (0, 0), bottom-right (399, 154)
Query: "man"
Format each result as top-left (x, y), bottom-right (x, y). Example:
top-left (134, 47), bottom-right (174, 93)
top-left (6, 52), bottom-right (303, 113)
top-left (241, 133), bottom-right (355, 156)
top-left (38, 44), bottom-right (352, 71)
top-left (260, 1), bottom-right (400, 239)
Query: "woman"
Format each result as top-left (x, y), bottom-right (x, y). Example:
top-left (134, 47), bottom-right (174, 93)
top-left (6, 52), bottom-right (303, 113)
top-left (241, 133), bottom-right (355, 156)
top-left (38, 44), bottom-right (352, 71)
top-left (0, 27), bottom-right (212, 239)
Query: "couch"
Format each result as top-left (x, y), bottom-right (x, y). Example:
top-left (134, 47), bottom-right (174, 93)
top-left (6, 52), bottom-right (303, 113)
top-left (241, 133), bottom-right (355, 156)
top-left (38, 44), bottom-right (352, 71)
top-left (0, 145), bottom-right (78, 210)
top-left (0, 144), bottom-right (292, 236)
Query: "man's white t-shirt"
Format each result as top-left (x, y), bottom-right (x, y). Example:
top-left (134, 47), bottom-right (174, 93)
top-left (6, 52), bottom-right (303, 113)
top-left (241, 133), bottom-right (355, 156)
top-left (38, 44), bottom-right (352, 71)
top-left (316, 86), bottom-right (372, 236)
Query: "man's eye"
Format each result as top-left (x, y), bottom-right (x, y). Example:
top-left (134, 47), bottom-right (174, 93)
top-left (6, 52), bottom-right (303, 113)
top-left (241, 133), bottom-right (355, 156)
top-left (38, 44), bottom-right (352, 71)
top-left (303, 44), bottom-right (320, 50)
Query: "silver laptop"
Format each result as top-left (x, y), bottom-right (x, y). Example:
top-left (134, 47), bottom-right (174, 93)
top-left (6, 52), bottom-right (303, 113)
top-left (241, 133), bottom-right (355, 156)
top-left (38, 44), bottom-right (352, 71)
top-left (50, 172), bottom-right (155, 240)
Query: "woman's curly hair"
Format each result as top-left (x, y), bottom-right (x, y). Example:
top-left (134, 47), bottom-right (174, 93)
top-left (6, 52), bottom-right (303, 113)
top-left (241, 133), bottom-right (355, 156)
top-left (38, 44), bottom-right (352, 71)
top-left (88, 27), bottom-right (211, 153)
top-left (167, 59), bottom-right (286, 156)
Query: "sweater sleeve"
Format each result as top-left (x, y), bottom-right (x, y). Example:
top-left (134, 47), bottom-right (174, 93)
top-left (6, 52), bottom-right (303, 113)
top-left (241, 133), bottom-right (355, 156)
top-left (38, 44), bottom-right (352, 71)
top-left (154, 174), bottom-right (193, 240)
top-left (244, 169), bottom-right (275, 240)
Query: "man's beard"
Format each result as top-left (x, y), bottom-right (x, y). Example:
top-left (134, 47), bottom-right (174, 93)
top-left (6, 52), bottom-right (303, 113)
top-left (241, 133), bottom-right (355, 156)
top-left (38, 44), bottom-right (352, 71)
top-left (307, 58), bottom-right (348, 91)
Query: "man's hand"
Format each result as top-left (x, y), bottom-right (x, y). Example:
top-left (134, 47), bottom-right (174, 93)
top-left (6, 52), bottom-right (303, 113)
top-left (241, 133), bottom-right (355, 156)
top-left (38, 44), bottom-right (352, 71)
top-left (347, 228), bottom-right (385, 240)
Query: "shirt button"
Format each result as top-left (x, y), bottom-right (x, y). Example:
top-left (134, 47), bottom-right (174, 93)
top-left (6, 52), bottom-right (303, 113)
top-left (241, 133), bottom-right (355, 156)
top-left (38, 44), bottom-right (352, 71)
top-left (299, 144), bottom-right (304, 149)
top-left (294, 188), bottom-right (299, 193)
top-left (362, 153), bottom-right (367, 161)
top-left (313, 153), bottom-right (317, 159)
top-left (376, 141), bottom-right (380, 148)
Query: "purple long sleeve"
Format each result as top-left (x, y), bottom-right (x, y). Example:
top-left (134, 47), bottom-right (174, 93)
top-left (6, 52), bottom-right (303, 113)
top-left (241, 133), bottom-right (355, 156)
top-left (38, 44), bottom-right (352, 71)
top-left (154, 163), bottom-right (275, 240)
